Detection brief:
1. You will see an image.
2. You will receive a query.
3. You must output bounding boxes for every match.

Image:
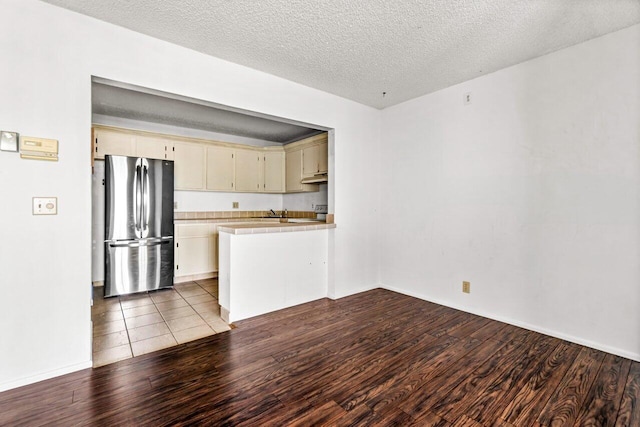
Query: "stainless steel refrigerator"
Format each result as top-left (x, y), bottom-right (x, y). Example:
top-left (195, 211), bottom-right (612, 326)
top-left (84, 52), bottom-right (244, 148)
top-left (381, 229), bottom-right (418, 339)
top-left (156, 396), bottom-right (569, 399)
top-left (104, 155), bottom-right (174, 298)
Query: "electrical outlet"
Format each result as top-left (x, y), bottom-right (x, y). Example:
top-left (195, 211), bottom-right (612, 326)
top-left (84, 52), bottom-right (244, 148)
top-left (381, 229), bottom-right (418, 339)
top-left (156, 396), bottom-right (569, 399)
top-left (173, 202), bottom-right (178, 210)
top-left (464, 92), bottom-right (472, 105)
top-left (232, 202), bottom-right (239, 209)
top-left (462, 281), bottom-right (471, 293)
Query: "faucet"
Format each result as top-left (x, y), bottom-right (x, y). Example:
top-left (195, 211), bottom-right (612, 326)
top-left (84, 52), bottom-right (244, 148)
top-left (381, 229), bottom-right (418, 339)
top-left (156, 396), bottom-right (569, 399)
top-left (269, 209), bottom-right (277, 217)
top-left (283, 209), bottom-right (288, 218)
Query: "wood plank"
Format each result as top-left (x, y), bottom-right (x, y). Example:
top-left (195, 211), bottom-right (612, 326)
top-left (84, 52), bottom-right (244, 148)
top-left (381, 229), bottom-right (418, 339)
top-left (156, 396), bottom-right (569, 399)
top-left (448, 315), bottom-right (492, 339)
top-left (362, 337), bottom-right (482, 414)
top-left (499, 341), bottom-right (581, 425)
top-left (450, 414), bottom-right (484, 427)
top-left (464, 334), bottom-right (559, 425)
top-left (410, 410), bottom-right (452, 426)
top-left (574, 353), bottom-right (632, 427)
top-left (536, 346), bottom-right (605, 426)
top-left (615, 361), bottom-right (640, 427)
top-left (399, 337), bottom-right (506, 418)
top-left (429, 333), bottom-right (543, 422)
top-left (332, 334), bottom-right (461, 410)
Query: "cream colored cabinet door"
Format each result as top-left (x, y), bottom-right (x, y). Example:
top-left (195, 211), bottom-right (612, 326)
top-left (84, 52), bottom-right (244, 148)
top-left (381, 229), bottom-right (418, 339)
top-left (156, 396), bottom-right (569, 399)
top-left (175, 224), bottom-right (213, 277)
top-left (94, 128), bottom-right (135, 159)
top-left (317, 141), bottom-right (328, 173)
top-left (206, 146), bottom-right (235, 191)
top-left (136, 134), bottom-right (174, 160)
top-left (176, 236), bottom-right (210, 276)
top-left (235, 148), bottom-right (261, 192)
top-left (302, 142), bottom-right (328, 176)
top-left (174, 142), bottom-right (206, 190)
top-left (286, 148), bottom-right (304, 192)
top-left (263, 151), bottom-right (285, 193)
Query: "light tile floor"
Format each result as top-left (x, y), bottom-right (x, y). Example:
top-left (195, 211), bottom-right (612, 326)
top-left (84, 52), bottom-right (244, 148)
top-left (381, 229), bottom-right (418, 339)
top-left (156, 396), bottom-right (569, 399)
top-left (92, 278), bottom-right (230, 367)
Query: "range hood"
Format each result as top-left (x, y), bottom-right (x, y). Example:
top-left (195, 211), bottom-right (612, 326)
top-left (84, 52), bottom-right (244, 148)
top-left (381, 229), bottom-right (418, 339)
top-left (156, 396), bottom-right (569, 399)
top-left (301, 173), bottom-right (328, 184)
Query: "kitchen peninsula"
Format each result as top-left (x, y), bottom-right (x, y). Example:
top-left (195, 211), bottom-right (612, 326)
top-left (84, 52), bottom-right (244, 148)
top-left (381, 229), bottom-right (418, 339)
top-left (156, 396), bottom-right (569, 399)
top-left (218, 221), bottom-right (336, 323)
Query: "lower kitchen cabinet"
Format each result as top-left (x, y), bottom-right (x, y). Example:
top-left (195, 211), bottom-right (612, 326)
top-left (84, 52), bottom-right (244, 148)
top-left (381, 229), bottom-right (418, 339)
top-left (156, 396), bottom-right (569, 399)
top-left (174, 223), bottom-right (218, 281)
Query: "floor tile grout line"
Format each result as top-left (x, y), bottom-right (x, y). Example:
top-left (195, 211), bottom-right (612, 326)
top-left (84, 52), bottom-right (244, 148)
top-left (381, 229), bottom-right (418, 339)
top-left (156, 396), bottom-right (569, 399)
top-left (151, 289), bottom-right (181, 344)
top-left (192, 282), bottom-right (223, 332)
top-left (120, 294), bottom-right (135, 361)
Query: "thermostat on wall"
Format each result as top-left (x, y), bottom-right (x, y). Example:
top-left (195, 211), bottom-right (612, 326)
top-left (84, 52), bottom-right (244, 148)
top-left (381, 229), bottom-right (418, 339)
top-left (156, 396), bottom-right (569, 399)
top-left (20, 136), bottom-right (58, 161)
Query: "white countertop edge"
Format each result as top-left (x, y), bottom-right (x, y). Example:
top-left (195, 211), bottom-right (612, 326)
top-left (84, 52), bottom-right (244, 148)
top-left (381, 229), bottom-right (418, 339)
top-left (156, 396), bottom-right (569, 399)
top-left (218, 223), bottom-right (336, 235)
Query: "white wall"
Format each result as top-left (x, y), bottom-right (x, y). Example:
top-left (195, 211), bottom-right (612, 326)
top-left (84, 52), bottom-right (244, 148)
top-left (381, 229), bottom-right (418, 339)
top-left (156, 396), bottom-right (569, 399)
top-left (283, 183), bottom-right (328, 211)
top-left (381, 24), bottom-right (640, 360)
top-left (0, 0), bottom-right (381, 391)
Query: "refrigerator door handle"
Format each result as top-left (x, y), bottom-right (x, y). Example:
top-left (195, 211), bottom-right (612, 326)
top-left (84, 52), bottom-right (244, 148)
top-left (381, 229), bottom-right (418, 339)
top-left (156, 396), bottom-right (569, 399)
top-left (134, 162), bottom-right (142, 236)
top-left (142, 163), bottom-right (149, 235)
top-left (108, 237), bottom-right (172, 248)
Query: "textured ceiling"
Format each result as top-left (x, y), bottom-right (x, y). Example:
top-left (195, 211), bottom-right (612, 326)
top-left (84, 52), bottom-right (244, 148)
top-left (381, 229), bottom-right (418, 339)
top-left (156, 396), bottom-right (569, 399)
top-left (44, 0), bottom-right (640, 109)
top-left (92, 81), bottom-right (322, 143)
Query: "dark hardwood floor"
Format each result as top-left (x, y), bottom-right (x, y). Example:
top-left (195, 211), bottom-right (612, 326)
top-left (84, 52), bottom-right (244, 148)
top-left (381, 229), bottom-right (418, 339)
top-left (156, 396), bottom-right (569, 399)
top-left (1, 288), bottom-right (638, 426)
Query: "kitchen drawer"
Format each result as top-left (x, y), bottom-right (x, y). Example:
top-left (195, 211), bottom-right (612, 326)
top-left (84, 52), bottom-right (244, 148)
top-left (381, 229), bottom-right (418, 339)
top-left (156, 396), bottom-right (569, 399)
top-left (175, 223), bottom-right (209, 238)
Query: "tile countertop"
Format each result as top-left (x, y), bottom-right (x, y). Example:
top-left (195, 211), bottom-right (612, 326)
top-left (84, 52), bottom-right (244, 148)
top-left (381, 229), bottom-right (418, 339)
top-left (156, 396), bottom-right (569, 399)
top-left (217, 222), bottom-right (336, 235)
top-left (174, 217), bottom-right (288, 225)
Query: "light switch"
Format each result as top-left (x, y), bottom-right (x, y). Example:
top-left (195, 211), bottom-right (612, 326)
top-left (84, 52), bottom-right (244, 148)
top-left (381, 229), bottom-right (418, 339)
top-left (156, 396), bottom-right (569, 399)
top-left (33, 197), bottom-right (57, 215)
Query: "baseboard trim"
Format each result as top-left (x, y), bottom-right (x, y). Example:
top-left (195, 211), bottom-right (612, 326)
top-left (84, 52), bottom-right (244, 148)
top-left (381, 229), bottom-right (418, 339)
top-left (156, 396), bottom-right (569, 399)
top-left (331, 284), bottom-right (378, 300)
top-left (380, 284), bottom-right (640, 363)
top-left (0, 360), bottom-right (93, 392)
top-left (175, 272), bottom-right (218, 284)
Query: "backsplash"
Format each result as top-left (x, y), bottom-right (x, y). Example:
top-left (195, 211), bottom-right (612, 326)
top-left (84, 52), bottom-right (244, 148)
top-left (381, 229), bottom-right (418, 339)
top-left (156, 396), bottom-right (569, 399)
top-left (174, 210), bottom-right (317, 220)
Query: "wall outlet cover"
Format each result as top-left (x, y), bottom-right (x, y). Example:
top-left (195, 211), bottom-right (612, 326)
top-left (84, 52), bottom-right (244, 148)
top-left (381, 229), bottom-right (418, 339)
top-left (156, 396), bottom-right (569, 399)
top-left (462, 281), bottom-right (471, 293)
top-left (33, 197), bottom-right (57, 215)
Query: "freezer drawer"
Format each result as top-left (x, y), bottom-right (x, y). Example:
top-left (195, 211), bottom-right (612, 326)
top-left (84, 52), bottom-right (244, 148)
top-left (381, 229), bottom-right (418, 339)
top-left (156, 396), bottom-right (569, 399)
top-left (105, 239), bottom-right (174, 297)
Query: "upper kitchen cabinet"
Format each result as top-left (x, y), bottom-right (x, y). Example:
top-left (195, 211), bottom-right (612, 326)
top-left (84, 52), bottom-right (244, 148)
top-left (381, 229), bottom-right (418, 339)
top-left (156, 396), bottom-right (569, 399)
top-left (174, 141), bottom-right (206, 190)
top-left (235, 148), bottom-right (261, 192)
top-left (93, 126), bottom-right (173, 160)
top-left (284, 133), bottom-right (328, 193)
top-left (302, 139), bottom-right (328, 177)
top-left (285, 148), bottom-right (319, 193)
top-left (136, 134), bottom-right (174, 160)
top-left (92, 125), bottom-right (323, 194)
top-left (93, 127), bottom-right (136, 159)
top-left (263, 151), bottom-right (285, 193)
top-left (206, 145), bottom-right (235, 191)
